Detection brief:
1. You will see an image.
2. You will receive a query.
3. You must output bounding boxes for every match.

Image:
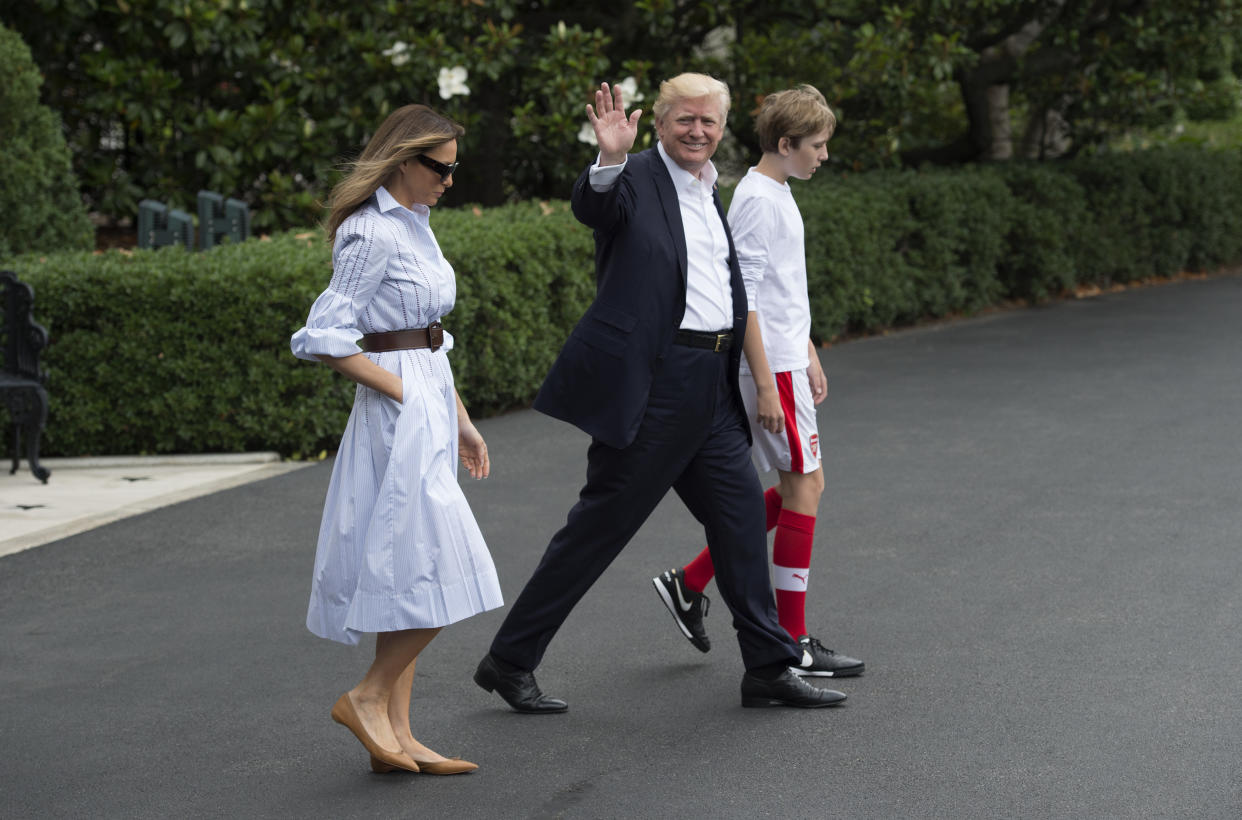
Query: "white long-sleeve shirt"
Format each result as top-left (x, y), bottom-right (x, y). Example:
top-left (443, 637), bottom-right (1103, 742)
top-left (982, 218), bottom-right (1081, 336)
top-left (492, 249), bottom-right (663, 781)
top-left (729, 168), bottom-right (811, 374)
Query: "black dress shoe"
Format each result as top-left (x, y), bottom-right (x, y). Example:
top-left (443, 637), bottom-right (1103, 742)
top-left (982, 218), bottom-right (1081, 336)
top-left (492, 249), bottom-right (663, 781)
top-left (474, 653), bottom-right (568, 714)
top-left (740, 668), bottom-right (847, 708)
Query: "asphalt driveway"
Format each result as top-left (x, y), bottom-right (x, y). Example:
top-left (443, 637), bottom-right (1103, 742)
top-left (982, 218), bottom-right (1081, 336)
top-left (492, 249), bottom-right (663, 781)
top-left (3, 274), bottom-right (1241, 819)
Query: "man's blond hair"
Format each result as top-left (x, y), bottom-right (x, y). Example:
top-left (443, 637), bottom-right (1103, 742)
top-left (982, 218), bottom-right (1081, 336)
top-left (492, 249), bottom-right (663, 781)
top-left (652, 73), bottom-right (731, 122)
top-left (755, 85), bottom-right (836, 153)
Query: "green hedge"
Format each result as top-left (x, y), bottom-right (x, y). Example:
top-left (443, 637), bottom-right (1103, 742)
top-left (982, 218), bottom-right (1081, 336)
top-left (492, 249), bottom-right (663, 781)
top-left (799, 146), bottom-right (1242, 338)
top-left (4, 146), bottom-right (1240, 457)
top-left (5, 204), bottom-right (593, 458)
top-left (0, 23), bottom-right (93, 258)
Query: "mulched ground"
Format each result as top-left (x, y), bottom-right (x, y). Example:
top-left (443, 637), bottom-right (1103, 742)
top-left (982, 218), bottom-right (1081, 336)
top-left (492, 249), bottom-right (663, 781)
top-left (95, 225), bottom-right (137, 251)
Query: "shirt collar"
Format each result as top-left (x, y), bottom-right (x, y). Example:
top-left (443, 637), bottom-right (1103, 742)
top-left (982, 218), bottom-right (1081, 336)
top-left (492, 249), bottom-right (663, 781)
top-left (657, 141), bottom-right (719, 195)
top-left (746, 166), bottom-right (790, 192)
top-left (375, 185), bottom-right (430, 219)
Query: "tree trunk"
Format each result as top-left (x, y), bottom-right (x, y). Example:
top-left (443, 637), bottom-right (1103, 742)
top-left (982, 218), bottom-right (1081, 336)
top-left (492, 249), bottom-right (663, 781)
top-left (959, 66), bottom-right (998, 162)
top-left (934, 5), bottom-right (1067, 165)
top-left (985, 84), bottom-right (1013, 160)
top-left (454, 85), bottom-right (508, 207)
top-left (1021, 98), bottom-right (1073, 159)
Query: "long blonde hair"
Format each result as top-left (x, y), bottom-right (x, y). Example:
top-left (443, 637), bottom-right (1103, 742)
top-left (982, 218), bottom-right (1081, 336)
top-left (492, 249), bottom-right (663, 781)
top-left (325, 104), bottom-right (465, 243)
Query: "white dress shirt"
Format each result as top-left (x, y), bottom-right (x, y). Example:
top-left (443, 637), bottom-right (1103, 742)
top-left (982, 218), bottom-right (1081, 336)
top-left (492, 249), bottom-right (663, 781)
top-left (587, 144), bottom-right (734, 331)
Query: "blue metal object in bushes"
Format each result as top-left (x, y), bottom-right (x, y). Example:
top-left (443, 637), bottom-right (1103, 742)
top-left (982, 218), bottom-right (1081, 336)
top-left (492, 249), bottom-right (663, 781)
top-left (197, 191), bottom-right (251, 250)
top-left (137, 200), bottom-right (194, 250)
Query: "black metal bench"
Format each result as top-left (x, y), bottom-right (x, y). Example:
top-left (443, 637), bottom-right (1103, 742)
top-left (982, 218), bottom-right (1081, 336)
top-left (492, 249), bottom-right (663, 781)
top-left (1, 270), bottom-right (51, 483)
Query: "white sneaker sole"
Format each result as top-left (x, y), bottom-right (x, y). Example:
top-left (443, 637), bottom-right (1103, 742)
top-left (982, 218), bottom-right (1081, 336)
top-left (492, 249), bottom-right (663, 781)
top-left (789, 666), bottom-right (835, 677)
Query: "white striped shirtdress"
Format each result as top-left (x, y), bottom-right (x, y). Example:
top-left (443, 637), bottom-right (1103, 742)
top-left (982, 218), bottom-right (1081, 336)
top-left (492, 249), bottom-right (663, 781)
top-left (290, 186), bottom-right (502, 645)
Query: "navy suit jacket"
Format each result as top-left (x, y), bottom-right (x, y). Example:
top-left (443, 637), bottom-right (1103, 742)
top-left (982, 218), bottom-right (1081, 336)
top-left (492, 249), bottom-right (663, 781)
top-left (533, 148), bottom-right (751, 449)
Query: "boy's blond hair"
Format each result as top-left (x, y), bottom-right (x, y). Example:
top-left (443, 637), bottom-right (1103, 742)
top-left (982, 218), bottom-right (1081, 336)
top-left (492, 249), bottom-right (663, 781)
top-left (755, 85), bottom-right (836, 153)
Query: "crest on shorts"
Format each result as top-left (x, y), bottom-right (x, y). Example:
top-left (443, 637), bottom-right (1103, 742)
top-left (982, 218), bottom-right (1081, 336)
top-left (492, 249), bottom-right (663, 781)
top-left (809, 434), bottom-right (819, 459)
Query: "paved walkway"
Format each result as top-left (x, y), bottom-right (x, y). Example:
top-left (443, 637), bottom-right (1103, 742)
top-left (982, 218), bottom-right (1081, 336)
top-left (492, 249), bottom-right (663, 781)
top-left (1, 454), bottom-right (310, 558)
top-left (3, 275), bottom-right (1241, 819)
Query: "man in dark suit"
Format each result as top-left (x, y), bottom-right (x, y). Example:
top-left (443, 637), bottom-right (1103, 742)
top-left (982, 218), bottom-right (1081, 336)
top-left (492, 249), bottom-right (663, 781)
top-left (474, 75), bottom-right (846, 711)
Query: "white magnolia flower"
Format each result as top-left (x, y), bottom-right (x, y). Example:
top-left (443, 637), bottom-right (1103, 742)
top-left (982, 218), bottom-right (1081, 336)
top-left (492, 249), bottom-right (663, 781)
top-left (577, 121), bottom-right (598, 146)
top-left (617, 76), bottom-right (645, 104)
top-left (268, 51), bottom-right (300, 72)
top-left (100, 121), bottom-right (124, 151)
top-left (438, 66), bottom-right (470, 99)
top-left (382, 41), bottom-right (410, 68)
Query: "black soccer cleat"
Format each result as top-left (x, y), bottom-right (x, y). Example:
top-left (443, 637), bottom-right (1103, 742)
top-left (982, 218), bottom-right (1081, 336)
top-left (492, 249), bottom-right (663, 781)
top-left (791, 635), bottom-right (865, 678)
top-left (652, 567), bottom-right (711, 653)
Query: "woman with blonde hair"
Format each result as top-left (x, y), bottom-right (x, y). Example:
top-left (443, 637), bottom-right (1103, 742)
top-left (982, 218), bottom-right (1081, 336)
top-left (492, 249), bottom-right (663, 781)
top-left (291, 104), bottom-right (502, 775)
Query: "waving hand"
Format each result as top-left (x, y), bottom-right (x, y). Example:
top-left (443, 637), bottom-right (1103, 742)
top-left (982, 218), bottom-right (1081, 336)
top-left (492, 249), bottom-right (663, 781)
top-left (586, 81), bottom-right (642, 166)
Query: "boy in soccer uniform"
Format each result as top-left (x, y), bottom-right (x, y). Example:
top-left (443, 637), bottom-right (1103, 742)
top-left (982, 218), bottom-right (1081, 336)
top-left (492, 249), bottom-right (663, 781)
top-left (652, 85), bottom-right (864, 678)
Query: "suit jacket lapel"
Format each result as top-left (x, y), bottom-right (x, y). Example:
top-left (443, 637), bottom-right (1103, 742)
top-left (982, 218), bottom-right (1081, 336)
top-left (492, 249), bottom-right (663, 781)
top-left (712, 184), bottom-right (733, 262)
top-left (713, 185), bottom-right (747, 324)
top-left (649, 151), bottom-right (688, 282)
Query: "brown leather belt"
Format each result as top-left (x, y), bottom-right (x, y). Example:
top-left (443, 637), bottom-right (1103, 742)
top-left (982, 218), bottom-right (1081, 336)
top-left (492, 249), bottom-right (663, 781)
top-left (361, 322), bottom-right (444, 353)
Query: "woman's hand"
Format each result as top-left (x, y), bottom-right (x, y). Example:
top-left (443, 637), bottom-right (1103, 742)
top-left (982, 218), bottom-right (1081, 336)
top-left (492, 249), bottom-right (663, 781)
top-left (454, 390), bottom-right (488, 480)
top-left (458, 421), bottom-right (490, 480)
top-left (587, 81), bottom-right (641, 166)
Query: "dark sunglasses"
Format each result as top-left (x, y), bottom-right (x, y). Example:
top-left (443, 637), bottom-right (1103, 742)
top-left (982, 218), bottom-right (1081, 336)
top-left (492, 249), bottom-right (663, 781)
top-left (415, 153), bottom-right (459, 182)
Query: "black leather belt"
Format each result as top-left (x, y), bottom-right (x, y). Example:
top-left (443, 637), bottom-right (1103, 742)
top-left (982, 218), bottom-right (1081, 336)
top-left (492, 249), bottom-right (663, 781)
top-left (674, 329), bottom-right (733, 353)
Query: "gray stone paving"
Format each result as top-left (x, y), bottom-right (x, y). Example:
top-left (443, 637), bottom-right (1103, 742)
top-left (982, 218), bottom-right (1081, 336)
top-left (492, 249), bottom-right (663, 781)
top-left (1, 453), bottom-right (308, 557)
top-left (3, 275), bottom-right (1241, 819)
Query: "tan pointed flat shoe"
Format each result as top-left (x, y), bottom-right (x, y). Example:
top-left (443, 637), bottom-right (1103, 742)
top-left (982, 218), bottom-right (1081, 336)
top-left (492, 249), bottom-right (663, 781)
top-left (413, 758), bottom-right (478, 775)
top-left (330, 693), bottom-right (420, 773)
top-left (370, 755), bottom-right (420, 774)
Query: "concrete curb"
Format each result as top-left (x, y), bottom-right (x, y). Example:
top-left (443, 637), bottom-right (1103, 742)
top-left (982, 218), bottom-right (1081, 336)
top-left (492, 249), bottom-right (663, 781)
top-left (0, 459), bottom-right (312, 559)
top-left (34, 452), bottom-right (285, 470)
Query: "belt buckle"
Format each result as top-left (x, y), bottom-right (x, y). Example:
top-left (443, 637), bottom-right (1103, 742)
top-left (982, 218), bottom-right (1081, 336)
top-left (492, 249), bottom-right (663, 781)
top-left (714, 333), bottom-right (728, 353)
top-left (428, 321), bottom-right (444, 352)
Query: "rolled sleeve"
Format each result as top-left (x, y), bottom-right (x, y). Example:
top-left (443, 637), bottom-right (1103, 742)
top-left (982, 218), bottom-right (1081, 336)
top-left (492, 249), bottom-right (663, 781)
top-left (290, 297), bottom-right (366, 360)
top-left (290, 222), bottom-right (391, 361)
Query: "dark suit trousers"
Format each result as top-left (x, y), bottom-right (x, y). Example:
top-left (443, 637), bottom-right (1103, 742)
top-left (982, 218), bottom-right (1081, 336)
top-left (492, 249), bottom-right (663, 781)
top-left (490, 343), bottom-right (801, 672)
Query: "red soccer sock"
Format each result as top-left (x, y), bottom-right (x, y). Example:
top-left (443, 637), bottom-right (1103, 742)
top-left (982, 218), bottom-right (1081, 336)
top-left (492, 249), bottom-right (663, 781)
top-left (681, 488), bottom-right (784, 593)
top-left (763, 486), bottom-right (784, 530)
top-left (772, 509), bottom-right (815, 640)
top-left (681, 546), bottom-right (716, 593)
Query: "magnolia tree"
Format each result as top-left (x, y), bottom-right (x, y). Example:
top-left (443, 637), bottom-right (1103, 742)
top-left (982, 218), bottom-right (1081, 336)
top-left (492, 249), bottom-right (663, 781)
top-left (3, 0), bottom-right (655, 227)
top-left (5, 0), bottom-right (1238, 230)
top-left (728, 0), bottom-right (1241, 165)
